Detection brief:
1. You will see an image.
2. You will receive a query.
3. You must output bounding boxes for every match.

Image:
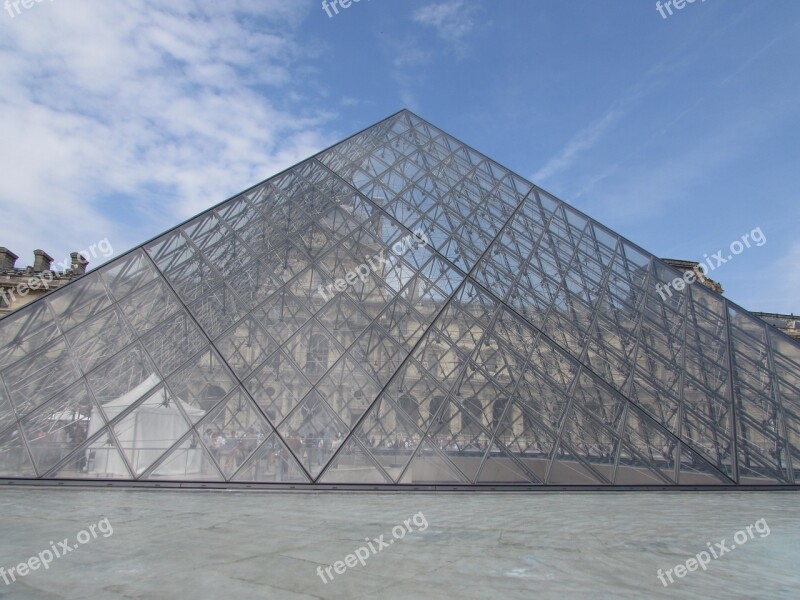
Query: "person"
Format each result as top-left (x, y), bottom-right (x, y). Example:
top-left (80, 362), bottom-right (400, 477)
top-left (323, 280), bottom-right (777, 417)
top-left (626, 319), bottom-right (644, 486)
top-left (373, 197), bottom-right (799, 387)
top-left (286, 431), bottom-right (302, 458)
top-left (211, 431), bottom-right (226, 462)
top-left (318, 436), bottom-right (326, 466)
top-left (303, 435), bottom-right (316, 470)
top-left (225, 432), bottom-right (240, 473)
top-left (241, 428), bottom-right (257, 464)
top-left (275, 443), bottom-right (288, 480)
top-left (72, 425), bottom-right (87, 472)
top-left (202, 428), bottom-right (213, 449)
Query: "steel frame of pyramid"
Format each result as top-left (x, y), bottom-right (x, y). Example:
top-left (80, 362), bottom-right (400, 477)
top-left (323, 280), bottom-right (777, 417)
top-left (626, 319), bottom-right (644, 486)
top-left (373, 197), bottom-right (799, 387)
top-left (1, 110), bottom-right (799, 490)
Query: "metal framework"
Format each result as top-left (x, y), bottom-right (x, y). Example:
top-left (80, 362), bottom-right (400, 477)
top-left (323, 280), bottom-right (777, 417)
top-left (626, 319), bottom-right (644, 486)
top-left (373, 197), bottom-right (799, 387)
top-left (1, 109), bottom-right (798, 489)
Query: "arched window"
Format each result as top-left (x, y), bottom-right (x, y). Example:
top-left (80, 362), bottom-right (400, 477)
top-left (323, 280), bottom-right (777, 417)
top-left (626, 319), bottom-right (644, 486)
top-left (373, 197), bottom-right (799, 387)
top-left (201, 385), bottom-right (227, 411)
top-left (492, 397), bottom-right (511, 431)
top-left (399, 393), bottom-right (420, 425)
top-left (429, 395), bottom-right (449, 436)
top-left (429, 394), bottom-right (446, 420)
top-left (464, 396), bottom-right (483, 433)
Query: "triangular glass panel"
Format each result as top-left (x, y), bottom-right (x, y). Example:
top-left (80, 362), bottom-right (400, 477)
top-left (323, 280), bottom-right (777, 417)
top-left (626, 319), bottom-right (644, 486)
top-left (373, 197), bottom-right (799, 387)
top-left (117, 277), bottom-right (183, 337)
top-left (47, 432), bottom-right (132, 480)
top-left (112, 385), bottom-right (193, 477)
top-left (283, 319), bottom-right (344, 385)
top-left (383, 359), bottom-right (454, 434)
top-left (145, 231), bottom-right (222, 304)
top-left (245, 349), bottom-right (312, 427)
top-left (728, 306), bottom-right (791, 484)
top-left (3, 337), bottom-right (81, 419)
top-left (194, 389), bottom-right (272, 479)
top-left (677, 444), bottom-right (732, 486)
top-left (139, 309), bottom-right (207, 378)
top-left (316, 294), bottom-right (372, 346)
top-left (66, 305), bottom-right (136, 376)
top-left (215, 315), bottom-right (279, 379)
top-left (568, 371), bottom-right (627, 434)
top-left (231, 433), bottom-right (311, 484)
top-left (628, 376), bottom-right (681, 436)
top-left (318, 437), bottom-right (392, 484)
top-left (276, 391), bottom-right (349, 479)
top-left (399, 439), bottom-right (467, 485)
top-left (679, 378), bottom-right (735, 480)
top-left (0, 373), bottom-right (15, 436)
top-left (253, 288), bottom-right (314, 344)
top-left (87, 343), bottom-right (161, 417)
top-left (18, 380), bottom-right (101, 476)
top-left (556, 404), bottom-right (619, 483)
top-left (348, 324), bottom-right (409, 387)
top-left (0, 301), bottom-right (61, 371)
top-left (475, 443), bottom-right (538, 484)
top-left (430, 399), bottom-right (495, 483)
top-left (616, 405), bottom-right (677, 485)
top-left (46, 272), bottom-right (113, 333)
top-left (494, 399), bottom-right (559, 483)
top-left (99, 250), bottom-right (160, 302)
top-left (349, 393), bottom-right (426, 482)
top-left (315, 355), bottom-right (381, 428)
top-left (547, 440), bottom-right (610, 486)
top-left (165, 347), bottom-right (238, 421)
top-left (144, 432), bottom-right (224, 482)
top-left (0, 425), bottom-right (36, 477)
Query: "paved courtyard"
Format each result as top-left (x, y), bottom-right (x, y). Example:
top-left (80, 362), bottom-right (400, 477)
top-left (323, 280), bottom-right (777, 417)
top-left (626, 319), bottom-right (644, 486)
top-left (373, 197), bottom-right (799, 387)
top-left (0, 489), bottom-right (798, 599)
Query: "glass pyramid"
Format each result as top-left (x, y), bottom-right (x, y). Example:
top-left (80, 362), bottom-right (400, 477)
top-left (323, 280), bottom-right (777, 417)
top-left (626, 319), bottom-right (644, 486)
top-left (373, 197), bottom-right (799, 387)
top-left (1, 109), bottom-right (798, 489)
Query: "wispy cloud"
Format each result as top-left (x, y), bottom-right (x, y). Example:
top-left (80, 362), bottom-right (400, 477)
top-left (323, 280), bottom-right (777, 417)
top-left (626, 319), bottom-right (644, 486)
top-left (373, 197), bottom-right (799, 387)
top-left (531, 56), bottom-right (688, 186)
top-left (532, 109), bottom-right (623, 184)
top-left (719, 26), bottom-right (794, 86)
top-left (572, 97), bottom-right (705, 200)
top-left (412, 0), bottom-right (477, 51)
top-left (387, 1), bottom-right (479, 113)
top-left (0, 0), bottom-right (331, 269)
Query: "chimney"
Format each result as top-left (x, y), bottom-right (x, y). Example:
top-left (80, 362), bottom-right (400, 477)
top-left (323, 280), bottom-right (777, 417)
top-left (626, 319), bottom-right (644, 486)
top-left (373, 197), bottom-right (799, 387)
top-left (70, 252), bottom-right (89, 276)
top-left (33, 249), bottom-right (54, 272)
top-left (0, 247), bottom-right (18, 271)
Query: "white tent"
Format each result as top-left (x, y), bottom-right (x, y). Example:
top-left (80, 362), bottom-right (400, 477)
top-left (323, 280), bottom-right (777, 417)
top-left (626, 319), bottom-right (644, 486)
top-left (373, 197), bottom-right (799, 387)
top-left (87, 375), bottom-right (206, 477)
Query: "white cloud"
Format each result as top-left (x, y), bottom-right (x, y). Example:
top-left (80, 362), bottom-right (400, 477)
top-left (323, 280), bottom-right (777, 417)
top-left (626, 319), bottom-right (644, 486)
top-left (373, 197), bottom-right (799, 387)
top-left (413, 0), bottom-right (476, 50)
top-left (0, 0), bottom-right (333, 270)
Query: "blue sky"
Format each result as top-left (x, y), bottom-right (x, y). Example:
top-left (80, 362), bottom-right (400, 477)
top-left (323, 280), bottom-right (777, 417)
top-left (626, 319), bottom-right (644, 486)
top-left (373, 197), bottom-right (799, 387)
top-left (1, 0), bottom-right (798, 312)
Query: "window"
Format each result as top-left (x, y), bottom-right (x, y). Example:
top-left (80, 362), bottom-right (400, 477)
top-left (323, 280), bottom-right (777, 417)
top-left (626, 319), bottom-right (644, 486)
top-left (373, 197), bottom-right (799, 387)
top-left (399, 393), bottom-right (420, 424)
top-left (463, 396), bottom-right (483, 433)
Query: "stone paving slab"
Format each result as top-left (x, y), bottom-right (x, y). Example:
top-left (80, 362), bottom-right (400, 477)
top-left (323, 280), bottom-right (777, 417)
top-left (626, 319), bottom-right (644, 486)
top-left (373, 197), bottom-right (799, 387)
top-left (0, 489), bottom-right (798, 599)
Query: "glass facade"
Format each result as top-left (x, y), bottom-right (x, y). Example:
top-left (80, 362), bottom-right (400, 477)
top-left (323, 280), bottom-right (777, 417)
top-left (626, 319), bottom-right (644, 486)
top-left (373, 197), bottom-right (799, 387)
top-left (0, 110), bottom-right (798, 488)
